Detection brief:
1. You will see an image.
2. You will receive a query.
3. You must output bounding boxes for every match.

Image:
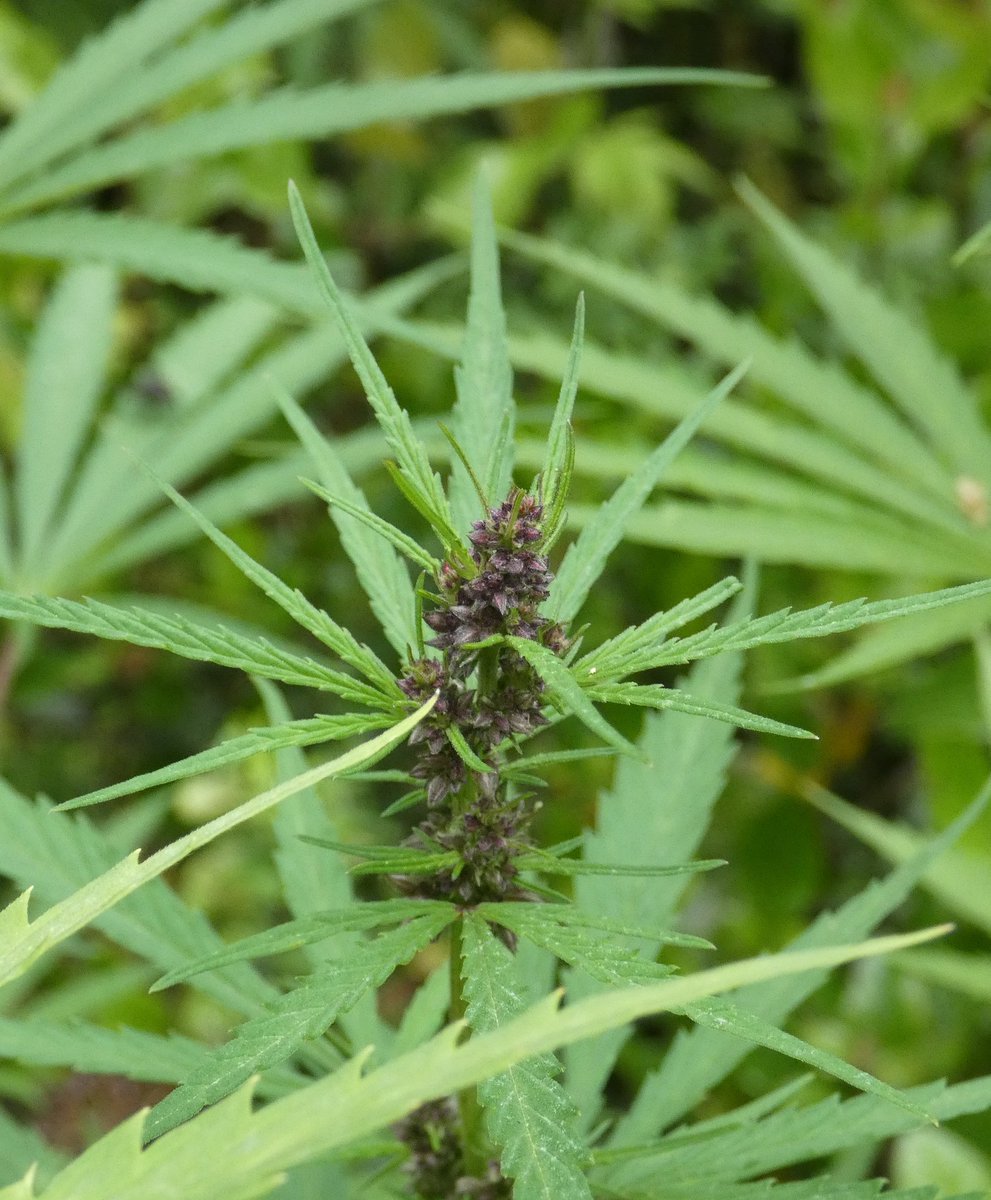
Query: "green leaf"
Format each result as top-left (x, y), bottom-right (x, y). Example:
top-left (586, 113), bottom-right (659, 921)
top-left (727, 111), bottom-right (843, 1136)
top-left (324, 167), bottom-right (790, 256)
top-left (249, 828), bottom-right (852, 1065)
top-left (461, 912), bottom-right (593, 1200)
top-left (779, 592), bottom-right (991, 691)
top-left (0, 0), bottom-right (377, 194)
top-left (479, 903), bottom-right (713, 952)
top-left (447, 171), bottom-right (515, 530)
top-left (57, 712), bottom-right (390, 812)
top-left (149, 470), bottom-right (399, 695)
top-left (302, 477), bottom-right (440, 575)
top-left (0, 590), bottom-right (386, 705)
top-left (607, 499), bottom-right (991, 577)
top-left (0, 776), bottom-right (281, 1019)
top-left (891, 946), bottom-right (991, 1005)
top-left (260, 679), bottom-right (381, 1056)
top-left (480, 905), bottom-right (694, 987)
top-left (288, 181), bottom-right (462, 553)
top-left (548, 361), bottom-right (746, 623)
top-left (274, 395), bottom-right (419, 659)
top-left (563, 570), bottom-right (757, 1128)
top-left (604, 777), bottom-right (991, 1157)
top-left (540, 295), bottom-right (584, 522)
top-left (516, 851), bottom-right (723, 878)
top-left (577, 576), bottom-right (741, 683)
top-left (597, 1073), bottom-right (990, 1196)
top-left (0, 0), bottom-right (230, 187)
top-left (618, 578), bottom-right (991, 674)
top-left (0, 697), bottom-right (436, 988)
top-left (504, 635), bottom-right (641, 759)
top-left (14, 264), bottom-right (117, 580)
top-left (584, 680), bottom-right (815, 740)
top-left (799, 781), bottom-right (991, 940)
top-left (499, 224), bottom-right (951, 502)
top-left (490, 322), bottom-right (974, 541)
top-left (151, 900), bottom-right (450, 990)
top-left (683, 997), bottom-right (934, 1124)
top-left (0, 1016), bottom-right (205, 1083)
top-left (737, 177), bottom-right (991, 486)
top-left (7, 920), bottom-right (956, 1200)
top-left (146, 905), bottom-right (457, 1140)
top-left (1, 69), bottom-right (763, 214)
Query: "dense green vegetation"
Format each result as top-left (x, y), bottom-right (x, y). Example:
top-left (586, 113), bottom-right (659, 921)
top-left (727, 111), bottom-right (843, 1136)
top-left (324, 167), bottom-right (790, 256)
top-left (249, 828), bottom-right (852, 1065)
top-left (1, 1), bottom-right (990, 1196)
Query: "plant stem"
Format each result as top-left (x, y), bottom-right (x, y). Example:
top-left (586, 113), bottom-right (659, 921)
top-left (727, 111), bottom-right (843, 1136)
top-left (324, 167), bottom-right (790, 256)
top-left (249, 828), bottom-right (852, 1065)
top-left (449, 915), bottom-right (488, 1176)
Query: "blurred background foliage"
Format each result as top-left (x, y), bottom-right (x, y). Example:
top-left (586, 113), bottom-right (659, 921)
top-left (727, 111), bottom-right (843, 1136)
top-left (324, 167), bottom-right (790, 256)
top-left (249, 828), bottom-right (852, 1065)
top-left (1, 0), bottom-right (990, 1188)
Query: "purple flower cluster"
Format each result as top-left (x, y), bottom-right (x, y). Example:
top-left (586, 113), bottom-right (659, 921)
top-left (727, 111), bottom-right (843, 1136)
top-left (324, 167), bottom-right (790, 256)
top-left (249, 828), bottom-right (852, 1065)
top-left (396, 488), bottom-right (569, 906)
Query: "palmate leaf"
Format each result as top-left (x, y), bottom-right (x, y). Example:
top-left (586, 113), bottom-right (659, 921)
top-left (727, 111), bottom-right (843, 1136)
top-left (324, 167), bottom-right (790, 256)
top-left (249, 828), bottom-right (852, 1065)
top-left (781, 591), bottom-right (991, 690)
top-left (681, 998), bottom-right (933, 1125)
top-left (302, 478), bottom-right (440, 575)
top-left (600, 1076), bottom-right (991, 1196)
top-left (582, 577), bottom-right (991, 680)
top-left (258, 681), bottom-right (392, 1055)
top-left (461, 913), bottom-right (593, 1200)
top-left (0, 698), bottom-right (435, 989)
top-left (151, 900), bottom-right (451, 991)
top-left (497, 225), bottom-right (950, 499)
top-left (0, 0), bottom-right (377, 193)
top-left (491, 322), bottom-right (973, 540)
top-left (737, 178), bottom-right (991, 486)
top-left (391, 306), bottom-right (977, 547)
top-left (0, 590), bottom-right (385, 706)
top-left (479, 903), bottom-right (713, 954)
top-left (276, 391), bottom-right (419, 656)
top-left (0, 69), bottom-right (762, 215)
top-left (540, 296), bottom-right (584, 526)
top-left (150, 471), bottom-right (398, 696)
top-left (486, 900), bottom-right (934, 1127)
top-left (515, 852), bottom-right (723, 879)
top-left (579, 575), bottom-right (742, 681)
top-left (602, 777), bottom-right (991, 1166)
top-left (564, 574), bottom-right (756, 1125)
top-left (41, 328), bottom-right (342, 588)
top-left (480, 908), bottom-right (676, 987)
top-left (145, 906), bottom-right (457, 1140)
top-left (3, 923), bottom-right (954, 1200)
top-left (447, 172), bottom-right (515, 530)
top-left (548, 360), bottom-right (746, 624)
top-left (0, 0), bottom-right (229, 184)
top-left (0, 212), bottom-right (322, 314)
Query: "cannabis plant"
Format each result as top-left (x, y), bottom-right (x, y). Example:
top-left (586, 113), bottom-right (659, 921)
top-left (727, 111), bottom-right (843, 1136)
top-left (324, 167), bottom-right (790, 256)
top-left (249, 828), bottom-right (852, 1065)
top-left (1, 182), bottom-right (990, 1199)
top-left (0, 0), bottom-right (757, 708)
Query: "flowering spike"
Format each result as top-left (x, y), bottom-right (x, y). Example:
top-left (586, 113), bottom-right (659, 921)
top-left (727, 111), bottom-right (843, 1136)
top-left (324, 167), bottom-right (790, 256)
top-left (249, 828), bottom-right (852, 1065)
top-left (396, 487), bottom-right (571, 905)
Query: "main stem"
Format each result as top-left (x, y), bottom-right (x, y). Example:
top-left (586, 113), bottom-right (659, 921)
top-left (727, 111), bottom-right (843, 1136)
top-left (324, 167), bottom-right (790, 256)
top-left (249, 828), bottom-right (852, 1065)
top-left (448, 641), bottom-right (501, 1176)
top-left (449, 914), bottom-right (487, 1176)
